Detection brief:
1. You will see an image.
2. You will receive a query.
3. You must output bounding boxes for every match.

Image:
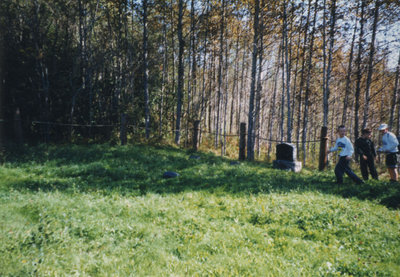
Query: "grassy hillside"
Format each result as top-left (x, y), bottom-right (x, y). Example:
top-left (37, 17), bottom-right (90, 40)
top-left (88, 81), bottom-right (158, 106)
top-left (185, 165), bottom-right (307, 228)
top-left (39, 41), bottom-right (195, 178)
top-left (1, 144), bottom-right (399, 276)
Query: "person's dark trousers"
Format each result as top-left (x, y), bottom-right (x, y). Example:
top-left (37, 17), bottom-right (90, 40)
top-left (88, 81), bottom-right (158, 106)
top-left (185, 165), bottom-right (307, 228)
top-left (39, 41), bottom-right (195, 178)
top-left (359, 156), bottom-right (378, 180)
top-left (335, 156), bottom-right (364, 184)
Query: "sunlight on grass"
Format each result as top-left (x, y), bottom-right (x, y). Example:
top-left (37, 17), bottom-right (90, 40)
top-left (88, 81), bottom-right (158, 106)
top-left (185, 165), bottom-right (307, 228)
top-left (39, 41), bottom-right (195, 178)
top-left (1, 144), bottom-right (399, 276)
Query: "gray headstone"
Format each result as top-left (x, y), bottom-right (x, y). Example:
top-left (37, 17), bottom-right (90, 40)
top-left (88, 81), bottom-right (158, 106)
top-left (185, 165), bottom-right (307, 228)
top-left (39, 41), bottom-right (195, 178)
top-left (273, 143), bottom-right (302, 172)
top-left (273, 160), bottom-right (302, 173)
top-left (276, 143), bottom-right (296, 162)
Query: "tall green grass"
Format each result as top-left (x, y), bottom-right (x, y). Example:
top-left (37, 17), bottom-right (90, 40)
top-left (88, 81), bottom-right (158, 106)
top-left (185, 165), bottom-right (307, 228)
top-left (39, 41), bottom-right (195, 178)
top-left (1, 144), bottom-right (399, 276)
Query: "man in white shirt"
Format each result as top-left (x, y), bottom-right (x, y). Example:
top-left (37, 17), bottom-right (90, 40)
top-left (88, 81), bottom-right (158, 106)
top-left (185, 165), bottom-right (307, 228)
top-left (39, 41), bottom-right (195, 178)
top-left (327, 125), bottom-right (364, 184)
top-left (377, 123), bottom-right (399, 182)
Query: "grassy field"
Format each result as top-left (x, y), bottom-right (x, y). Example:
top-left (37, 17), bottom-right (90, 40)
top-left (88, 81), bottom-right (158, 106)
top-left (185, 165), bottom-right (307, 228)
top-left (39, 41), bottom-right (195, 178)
top-left (1, 144), bottom-right (400, 276)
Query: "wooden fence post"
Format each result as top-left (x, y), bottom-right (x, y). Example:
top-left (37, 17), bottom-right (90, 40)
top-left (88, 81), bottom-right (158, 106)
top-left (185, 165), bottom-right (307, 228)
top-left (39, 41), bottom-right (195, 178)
top-left (239, 122), bottom-right (246, 161)
top-left (319, 126), bottom-right (328, 171)
top-left (193, 120), bottom-right (200, 151)
top-left (120, 113), bottom-right (127, 145)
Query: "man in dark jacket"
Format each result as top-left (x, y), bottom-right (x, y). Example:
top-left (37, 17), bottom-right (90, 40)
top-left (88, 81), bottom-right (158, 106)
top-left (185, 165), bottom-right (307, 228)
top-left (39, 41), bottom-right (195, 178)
top-left (355, 128), bottom-right (378, 180)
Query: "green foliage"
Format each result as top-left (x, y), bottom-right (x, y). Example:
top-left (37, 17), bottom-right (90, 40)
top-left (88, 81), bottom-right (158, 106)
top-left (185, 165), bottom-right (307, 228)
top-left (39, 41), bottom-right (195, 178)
top-left (1, 144), bottom-right (400, 276)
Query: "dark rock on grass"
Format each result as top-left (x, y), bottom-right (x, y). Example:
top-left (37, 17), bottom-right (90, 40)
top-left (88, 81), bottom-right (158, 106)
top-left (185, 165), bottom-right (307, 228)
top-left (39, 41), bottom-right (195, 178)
top-left (189, 155), bottom-right (201, 160)
top-left (163, 171), bottom-right (180, 178)
top-left (230, 161), bottom-right (240, 165)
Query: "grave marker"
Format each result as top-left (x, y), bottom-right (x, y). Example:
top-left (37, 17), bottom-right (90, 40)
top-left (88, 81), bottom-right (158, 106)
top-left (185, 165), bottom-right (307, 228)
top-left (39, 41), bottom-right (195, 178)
top-left (273, 143), bottom-right (302, 172)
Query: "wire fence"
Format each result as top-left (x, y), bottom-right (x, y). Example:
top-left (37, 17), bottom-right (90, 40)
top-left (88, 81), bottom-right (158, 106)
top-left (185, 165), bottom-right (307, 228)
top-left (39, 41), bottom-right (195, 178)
top-left (6, 119), bottom-right (328, 163)
top-left (4, 118), bottom-right (363, 169)
top-left (18, 120), bottom-right (325, 145)
top-left (4, 118), bottom-right (393, 170)
top-left (32, 121), bottom-right (116, 128)
top-left (191, 129), bottom-right (322, 144)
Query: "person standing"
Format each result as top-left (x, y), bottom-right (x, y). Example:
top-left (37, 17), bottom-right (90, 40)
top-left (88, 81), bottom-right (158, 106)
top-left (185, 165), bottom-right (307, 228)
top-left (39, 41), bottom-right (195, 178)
top-left (377, 123), bottom-right (399, 182)
top-left (355, 128), bottom-right (378, 180)
top-left (328, 125), bottom-right (364, 184)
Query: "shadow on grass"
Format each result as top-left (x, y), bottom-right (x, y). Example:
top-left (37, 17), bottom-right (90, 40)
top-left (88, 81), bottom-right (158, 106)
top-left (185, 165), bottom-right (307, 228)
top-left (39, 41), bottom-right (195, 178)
top-left (2, 144), bottom-right (400, 209)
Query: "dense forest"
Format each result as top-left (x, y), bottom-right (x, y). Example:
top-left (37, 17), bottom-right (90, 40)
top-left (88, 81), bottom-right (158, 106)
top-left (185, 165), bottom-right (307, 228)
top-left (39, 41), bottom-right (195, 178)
top-left (0, 0), bottom-right (399, 164)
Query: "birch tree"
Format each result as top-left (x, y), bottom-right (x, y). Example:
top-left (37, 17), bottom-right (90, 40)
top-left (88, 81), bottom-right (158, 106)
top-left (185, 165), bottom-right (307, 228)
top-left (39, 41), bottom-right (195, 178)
top-left (282, 0), bottom-right (292, 142)
top-left (323, 0), bottom-right (337, 127)
top-left (247, 0), bottom-right (260, 161)
top-left (362, 0), bottom-right (380, 129)
top-left (354, 0), bottom-right (366, 140)
top-left (392, 50), bottom-right (400, 134)
top-left (302, 0), bottom-right (318, 164)
top-left (342, 2), bottom-right (359, 125)
top-left (215, 0), bottom-right (225, 148)
top-left (296, 0), bottom-right (312, 151)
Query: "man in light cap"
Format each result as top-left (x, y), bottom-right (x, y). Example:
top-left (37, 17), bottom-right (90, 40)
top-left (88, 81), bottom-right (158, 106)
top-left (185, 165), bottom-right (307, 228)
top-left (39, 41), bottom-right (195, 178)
top-left (377, 123), bottom-right (399, 182)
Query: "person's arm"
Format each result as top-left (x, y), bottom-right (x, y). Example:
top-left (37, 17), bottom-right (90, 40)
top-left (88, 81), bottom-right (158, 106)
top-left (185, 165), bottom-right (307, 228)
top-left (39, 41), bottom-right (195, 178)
top-left (347, 138), bottom-right (354, 157)
top-left (328, 139), bottom-right (338, 153)
top-left (389, 134), bottom-right (399, 152)
top-left (355, 139), bottom-right (364, 155)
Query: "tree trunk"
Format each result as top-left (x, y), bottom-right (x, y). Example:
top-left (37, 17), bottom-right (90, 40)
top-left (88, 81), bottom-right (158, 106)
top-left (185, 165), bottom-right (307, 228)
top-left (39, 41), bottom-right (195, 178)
top-left (199, 0), bottom-right (210, 142)
top-left (267, 48), bottom-right (281, 160)
top-left (215, 0), bottom-right (225, 149)
top-left (255, 0), bottom-right (265, 157)
top-left (33, 0), bottom-right (50, 143)
top-left (190, 0), bottom-right (197, 137)
top-left (296, 0), bottom-right (312, 155)
top-left (362, 0), bottom-right (380, 129)
top-left (283, 0), bottom-right (292, 142)
top-left (393, 50), bottom-right (400, 135)
top-left (0, 29), bottom-right (4, 149)
top-left (175, 0), bottom-right (184, 145)
top-left (323, 0), bottom-right (337, 127)
top-left (143, 0), bottom-right (150, 139)
top-left (170, 0), bottom-right (176, 135)
top-left (184, 0), bottom-right (196, 147)
top-left (222, 39), bottom-right (229, 156)
top-left (230, 33), bottom-right (240, 135)
top-left (342, 3), bottom-right (358, 125)
top-left (159, 2), bottom-right (168, 137)
top-left (238, 38), bottom-right (248, 134)
top-left (207, 47), bottom-right (216, 135)
top-left (247, 0), bottom-right (260, 161)
top-left (302, 0), bottom-right (318, 165)
top-left (322, 0), bottom-right (327, 127)
top-left (280, 40), bottom-right (285, 142)
top-left (354, 0), bottom-right (366, 140)
top-left (291, 1), bottom-right (305, 153)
